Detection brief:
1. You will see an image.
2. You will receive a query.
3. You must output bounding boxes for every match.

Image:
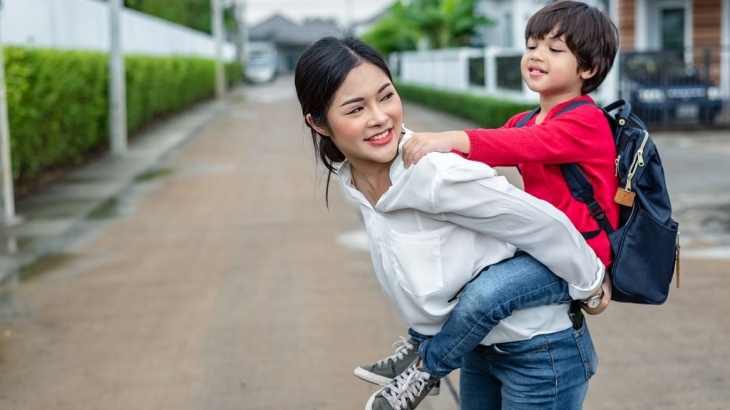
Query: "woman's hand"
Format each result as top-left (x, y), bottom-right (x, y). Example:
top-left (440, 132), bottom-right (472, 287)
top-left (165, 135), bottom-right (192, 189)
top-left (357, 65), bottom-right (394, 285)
top-left (582, 274), bottom-right (612, 315)
top-left (402, 131), bottom-right (470, 168)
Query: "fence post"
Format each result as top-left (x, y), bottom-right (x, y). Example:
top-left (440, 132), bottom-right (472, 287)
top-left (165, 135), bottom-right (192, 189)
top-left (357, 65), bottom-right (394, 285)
top-left (109, 0), bottom-right (128, 155)
top-left (0, 1), bottom-right (21, 226)
top-left (212, 0), bottom-right (226, 98)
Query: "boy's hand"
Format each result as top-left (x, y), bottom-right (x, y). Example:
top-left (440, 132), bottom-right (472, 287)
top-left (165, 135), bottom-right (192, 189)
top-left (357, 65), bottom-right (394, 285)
top-left (402, 131), bottom-right (470, 168)
top-left (582, 274), bottom-right (612, 315)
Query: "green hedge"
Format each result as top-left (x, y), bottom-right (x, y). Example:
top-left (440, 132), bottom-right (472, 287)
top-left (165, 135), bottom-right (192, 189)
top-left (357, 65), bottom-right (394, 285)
top-left (3, 46), bottom-right (243, 186)
top-left (125, 55), bottom-right (216, 131)
top-left (225, 60), bottom-right (243, 88)
top-left (394, 81), bottom-right (536, 129)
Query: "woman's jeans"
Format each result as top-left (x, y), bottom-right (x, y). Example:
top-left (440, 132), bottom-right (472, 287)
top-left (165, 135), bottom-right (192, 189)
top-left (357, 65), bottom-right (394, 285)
top-left (459, 323), bottom-right (597, 409)
top-left (409, 252), bottom-right (575, 378)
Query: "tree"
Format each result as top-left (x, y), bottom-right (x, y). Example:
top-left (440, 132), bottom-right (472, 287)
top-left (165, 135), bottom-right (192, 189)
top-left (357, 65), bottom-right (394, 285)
top-left (402, 0), bottom-right (491, 49)
top-left (361, 0), bottom-right (492, 55)
top-left (123, 0), bottom-right (237, 35)
top-left (360, 2), bottom-right (420, 56)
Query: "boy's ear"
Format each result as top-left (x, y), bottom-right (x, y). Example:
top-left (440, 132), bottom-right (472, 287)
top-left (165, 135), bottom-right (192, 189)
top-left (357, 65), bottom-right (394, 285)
top-left (580, 66), bottom-right (599, 80)
top-left (306, 113), bottom-right (330, 137)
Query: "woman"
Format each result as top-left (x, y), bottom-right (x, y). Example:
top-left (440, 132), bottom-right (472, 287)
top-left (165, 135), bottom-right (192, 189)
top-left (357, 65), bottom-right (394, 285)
top-left (294, 36), bottom-right (602, 410)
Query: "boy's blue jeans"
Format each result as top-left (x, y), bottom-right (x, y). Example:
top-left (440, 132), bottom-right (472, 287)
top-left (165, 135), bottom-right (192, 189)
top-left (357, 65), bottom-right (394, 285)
top-left (408, 252), bottom-right (573, 378)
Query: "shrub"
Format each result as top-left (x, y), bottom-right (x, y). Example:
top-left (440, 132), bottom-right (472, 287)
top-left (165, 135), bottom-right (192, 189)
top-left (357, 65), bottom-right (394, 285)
top-left (394, 81), bottom-right (535, 128)
top-left (125, 55), bottom-right (216, 131)
top-left (4, 47), bottom-right (109, 182)
top-left (225, 60), bottom-right (243, 88)
top-left (3, 45), bottom-right (242, 189)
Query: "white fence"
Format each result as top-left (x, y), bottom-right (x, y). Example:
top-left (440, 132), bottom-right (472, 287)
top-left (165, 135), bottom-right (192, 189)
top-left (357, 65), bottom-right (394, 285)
top-left (391, 47), bottom-right (619, 105)
top-left (1, 0), bottom-right (236, 60)
top-left (397, 48), bottom-right (483, 91)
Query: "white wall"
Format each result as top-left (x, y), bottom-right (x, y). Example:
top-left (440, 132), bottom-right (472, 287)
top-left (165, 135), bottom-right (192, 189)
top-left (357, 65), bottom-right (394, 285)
top-left (1, 0), bottom-right (236, 60)
top-left (398, 48), bottom-right (484, 91)
top-left (395, 46), bottom-right (618, 104)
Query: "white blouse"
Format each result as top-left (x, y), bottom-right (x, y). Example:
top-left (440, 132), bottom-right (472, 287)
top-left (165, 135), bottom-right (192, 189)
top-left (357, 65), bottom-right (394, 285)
top-left (335, 133), bottom-right (604, 345)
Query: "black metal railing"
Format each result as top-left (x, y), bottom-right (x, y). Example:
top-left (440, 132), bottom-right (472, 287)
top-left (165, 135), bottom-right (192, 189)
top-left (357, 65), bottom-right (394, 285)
top-left (619, 47), bottom-right (729, 129)
top-left (468, 56), bottom-right (485, 87)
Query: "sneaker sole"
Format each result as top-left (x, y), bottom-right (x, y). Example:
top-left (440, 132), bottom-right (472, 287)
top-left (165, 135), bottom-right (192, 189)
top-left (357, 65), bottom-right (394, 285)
top-left (353, 368), bottom-right (440, 396)
top-left (364, 389), bottom-right (380, 410)
top-left (353, 367), bottom-right (392, 386)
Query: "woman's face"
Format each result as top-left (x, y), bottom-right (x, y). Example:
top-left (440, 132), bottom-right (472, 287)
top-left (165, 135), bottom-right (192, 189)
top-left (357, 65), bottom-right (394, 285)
top-left (317, 62), bottom-right (403, 169)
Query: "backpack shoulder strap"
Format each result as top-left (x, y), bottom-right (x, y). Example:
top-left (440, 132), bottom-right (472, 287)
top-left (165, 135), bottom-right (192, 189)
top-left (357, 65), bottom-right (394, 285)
top-left (555, 99), bottom-right (594, 116)
top-left (514, 99), bottom-right (614, 240)
top-left (554, 100), bottom-right (615, 238)
top-left (560, 164), bottom-right (615, 238)
top-left (515, 100), bottom-right (594, 127)
top-left (515, 107), bottom-right (541, 128)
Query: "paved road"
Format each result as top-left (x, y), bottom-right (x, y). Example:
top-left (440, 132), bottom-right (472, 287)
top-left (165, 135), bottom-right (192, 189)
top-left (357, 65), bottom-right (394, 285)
top-left (0, 76), bottom-right (727, 409)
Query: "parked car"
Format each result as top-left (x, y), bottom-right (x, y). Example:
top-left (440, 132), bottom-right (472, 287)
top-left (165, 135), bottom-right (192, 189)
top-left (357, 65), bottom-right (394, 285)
top-left (245, 55), bottom-right (277, 84)
top-left (622, 52), bottom-right (722, 125)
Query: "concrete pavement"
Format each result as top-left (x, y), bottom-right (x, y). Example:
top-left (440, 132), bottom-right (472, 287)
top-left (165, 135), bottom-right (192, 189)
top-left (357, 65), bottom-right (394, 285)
top-left (0, 76), bottom-right (728, 409)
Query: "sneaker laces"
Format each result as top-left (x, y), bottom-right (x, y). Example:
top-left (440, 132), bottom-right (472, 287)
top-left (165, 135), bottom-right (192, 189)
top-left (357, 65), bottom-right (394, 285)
top-left (376, 337), bottom-right (415, 366)
top-left (381, 366), bottom-right (432, 409)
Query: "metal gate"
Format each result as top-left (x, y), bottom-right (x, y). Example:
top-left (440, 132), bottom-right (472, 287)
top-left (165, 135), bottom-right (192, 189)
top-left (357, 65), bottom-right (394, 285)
top-left (618, 47), bottom-right (730, 129)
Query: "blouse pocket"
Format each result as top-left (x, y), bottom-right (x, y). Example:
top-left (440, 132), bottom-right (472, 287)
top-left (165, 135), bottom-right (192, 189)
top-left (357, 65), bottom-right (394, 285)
top-left (390, 230), bottom-right (444, 298)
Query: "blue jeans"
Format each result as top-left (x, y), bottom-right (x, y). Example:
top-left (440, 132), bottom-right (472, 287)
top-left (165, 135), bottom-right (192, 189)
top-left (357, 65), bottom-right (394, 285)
top-left (459, 323), bottom-right (597, 409)
top-left (409, 252), bottom-right (573, 378)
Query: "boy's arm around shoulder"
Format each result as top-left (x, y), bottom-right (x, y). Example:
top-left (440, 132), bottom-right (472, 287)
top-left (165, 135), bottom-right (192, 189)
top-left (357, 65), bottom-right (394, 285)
top-left (402, 130), bottom-right (471, 168)
top-left (466, 105), bottom-right (613, 166)
top-left (413, 153), bottom-right (604, 299)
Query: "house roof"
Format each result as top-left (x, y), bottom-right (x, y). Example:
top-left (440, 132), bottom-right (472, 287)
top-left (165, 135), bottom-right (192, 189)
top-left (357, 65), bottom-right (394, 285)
top-left (248, 14), bottom-right (343, 46)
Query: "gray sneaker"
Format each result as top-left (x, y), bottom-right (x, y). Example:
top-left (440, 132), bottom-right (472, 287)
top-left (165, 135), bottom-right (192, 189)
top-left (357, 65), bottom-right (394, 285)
top-left (365, 364), bottom-right (438, 410)
top-left (354, 337), bottom-right (440, 395)
top-left (354, 337), bottom-right (420, 386)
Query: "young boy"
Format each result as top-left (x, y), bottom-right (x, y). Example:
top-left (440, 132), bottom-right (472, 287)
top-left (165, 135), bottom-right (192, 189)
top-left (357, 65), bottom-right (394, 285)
top-left (359, 1), bottom-right (619, 409)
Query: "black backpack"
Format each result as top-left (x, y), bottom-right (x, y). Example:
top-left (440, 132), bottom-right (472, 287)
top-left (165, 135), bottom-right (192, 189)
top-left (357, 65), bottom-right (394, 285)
top-left (515, 99), bottom-right (680, 305)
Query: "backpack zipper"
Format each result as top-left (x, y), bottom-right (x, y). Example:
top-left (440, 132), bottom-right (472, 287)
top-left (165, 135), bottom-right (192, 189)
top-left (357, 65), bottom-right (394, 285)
top-left (624, 131), bottom-right (650, 192)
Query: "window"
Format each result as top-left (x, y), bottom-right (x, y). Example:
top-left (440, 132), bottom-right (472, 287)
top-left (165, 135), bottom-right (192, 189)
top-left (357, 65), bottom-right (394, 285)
top-left (661, 8), bottom-right (685, 50)
top-left (503, 12), bottom-right (513, 48)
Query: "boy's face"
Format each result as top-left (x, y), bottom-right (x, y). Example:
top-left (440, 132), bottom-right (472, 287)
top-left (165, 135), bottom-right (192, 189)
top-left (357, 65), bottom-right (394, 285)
top-left (521, 29), bottom-right (595, 100)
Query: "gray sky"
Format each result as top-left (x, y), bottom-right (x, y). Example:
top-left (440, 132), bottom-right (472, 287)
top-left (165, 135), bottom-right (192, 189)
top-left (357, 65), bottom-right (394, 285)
top-left (244, 0), bottom-right (396, 27)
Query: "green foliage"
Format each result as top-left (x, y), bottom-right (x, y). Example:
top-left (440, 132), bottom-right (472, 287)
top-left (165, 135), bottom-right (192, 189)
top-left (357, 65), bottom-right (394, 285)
top-left (360, 2), bottom-right (420, 56)
top-left (125, 55), bottom-right (216, 131)
top-left (402, 0), bottom-right (491, 49)
top-left (395, 81), bottom-right (535, 128)
top-left (3, 46), bottom-right (241, 187)
top-left (225, 60), bottom-right (244, 88)
top-left (361, 0), bottom-right (492, 54)
top-left (124, 0), bottom-right (237, 34)
top-left (4, 47), bottom-right (108, 182)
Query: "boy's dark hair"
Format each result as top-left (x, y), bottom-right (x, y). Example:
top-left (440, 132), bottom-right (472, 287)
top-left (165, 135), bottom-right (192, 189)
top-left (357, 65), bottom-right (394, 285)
top-left (525, 0), bottom-right (618, 94)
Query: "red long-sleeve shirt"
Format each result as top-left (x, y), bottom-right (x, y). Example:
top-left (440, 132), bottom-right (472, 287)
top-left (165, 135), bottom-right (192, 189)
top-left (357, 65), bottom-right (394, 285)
top-left (464, 95), bottom-right (618, 267)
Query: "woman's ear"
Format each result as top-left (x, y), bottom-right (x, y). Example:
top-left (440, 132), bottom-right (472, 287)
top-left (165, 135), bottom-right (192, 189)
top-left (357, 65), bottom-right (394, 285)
top-left (306, 114), bottom-right (330, 137)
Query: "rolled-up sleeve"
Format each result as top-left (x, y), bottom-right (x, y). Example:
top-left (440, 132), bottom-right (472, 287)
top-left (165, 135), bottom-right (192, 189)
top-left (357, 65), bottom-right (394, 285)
top-left (414, 155), bottom-right (604, 299)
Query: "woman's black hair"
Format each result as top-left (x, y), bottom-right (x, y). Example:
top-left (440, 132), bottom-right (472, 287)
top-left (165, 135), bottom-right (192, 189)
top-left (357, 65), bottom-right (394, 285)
top-left (294, 36), bottom-right (392, 205)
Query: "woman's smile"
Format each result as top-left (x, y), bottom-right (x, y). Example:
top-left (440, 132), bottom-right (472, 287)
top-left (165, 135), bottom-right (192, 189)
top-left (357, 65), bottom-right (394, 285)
top-left (366, 129), bottom-right (393, 146)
